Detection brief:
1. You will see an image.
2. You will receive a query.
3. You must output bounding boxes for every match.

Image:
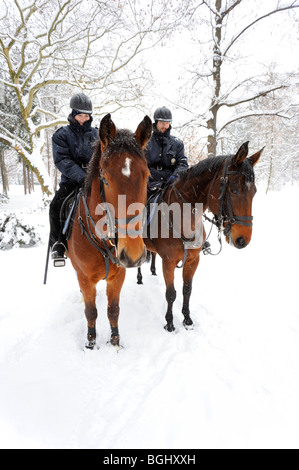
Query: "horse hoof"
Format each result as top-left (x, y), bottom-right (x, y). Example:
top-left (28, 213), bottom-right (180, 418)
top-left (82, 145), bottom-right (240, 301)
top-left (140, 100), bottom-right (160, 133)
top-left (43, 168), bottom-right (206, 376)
top-left (183, 317), bottom-right (194, 330)
top-left (164, 323), bottom-right (175, 333)
top-left (85, 339), bottom-right (97, 350)
top-left (107, 336), bottom-right (123, 352)
top-left (183, 321), bottom-right (194, 331)
top-left (111, 334), bottom-right (120, 347)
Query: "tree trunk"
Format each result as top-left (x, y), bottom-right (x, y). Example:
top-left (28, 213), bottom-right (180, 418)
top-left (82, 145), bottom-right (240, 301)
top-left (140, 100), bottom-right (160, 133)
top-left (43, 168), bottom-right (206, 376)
top-left (17, 148), bottom-right (51, 197)
top-left (266, 116), bottom-right (275, 194)
top-left (27, 166), bottom-right (32, 194)
top-left (207, 0), bottom-right (222, 157)
top-left (31, 169), bottom-right (34, 192)
top-left (0, 149), bottom-right (9, 195)
top-left (23, 160), bottom-right (27, 195)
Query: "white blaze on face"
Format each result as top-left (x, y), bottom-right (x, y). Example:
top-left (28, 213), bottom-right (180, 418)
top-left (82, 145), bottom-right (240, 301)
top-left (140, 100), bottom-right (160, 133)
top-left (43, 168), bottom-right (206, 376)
top-left (122, 157), bottom-right (131, 177)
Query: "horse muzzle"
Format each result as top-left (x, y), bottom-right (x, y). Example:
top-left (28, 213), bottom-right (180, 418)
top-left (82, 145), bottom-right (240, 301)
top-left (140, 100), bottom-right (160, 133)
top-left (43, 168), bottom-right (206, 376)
top-left (118, 246), bottom-right (147, 268)
top-left (234, 235), bottom-right (247, 249)
top-left (226, 233), bottom-right (249, 249)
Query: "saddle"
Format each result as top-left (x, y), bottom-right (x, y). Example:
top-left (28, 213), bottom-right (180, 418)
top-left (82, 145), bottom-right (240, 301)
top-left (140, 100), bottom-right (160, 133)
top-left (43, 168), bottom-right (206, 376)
top-left (146, 184), bottom-right (168, 226)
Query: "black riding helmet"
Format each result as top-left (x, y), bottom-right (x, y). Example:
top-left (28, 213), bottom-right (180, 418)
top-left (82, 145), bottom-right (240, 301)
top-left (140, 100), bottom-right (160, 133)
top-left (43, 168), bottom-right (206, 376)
top-left (153, 106), bottom-right (172, 123)
top-left (70, 93), bottom-right (93, 114)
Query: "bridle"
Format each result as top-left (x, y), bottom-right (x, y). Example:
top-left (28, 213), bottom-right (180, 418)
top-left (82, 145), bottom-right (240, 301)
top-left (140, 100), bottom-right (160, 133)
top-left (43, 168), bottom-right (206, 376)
top-left (98, 174), bottom-right (146, 238)
top-left (77, 172), bottom-right (146, 279)
top-left (167, 156), bottom-right (254, 258)
top-left (204, 157), bottom-right (253, 236)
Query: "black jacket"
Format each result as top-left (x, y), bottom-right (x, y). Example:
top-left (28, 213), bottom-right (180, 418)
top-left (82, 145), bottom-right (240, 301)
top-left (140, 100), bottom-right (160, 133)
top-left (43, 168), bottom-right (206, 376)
top-left (146, 124), bottom-right (188, 186)
top-left (52, 115), bottom-right (98, 185)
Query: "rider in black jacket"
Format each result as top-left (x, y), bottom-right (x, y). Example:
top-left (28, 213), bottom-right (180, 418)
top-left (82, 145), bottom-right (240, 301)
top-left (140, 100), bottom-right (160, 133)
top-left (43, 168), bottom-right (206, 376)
top-left (49, 93), bottom-right (98, 262)
top-left (146, 106), bottom-right (188, 191)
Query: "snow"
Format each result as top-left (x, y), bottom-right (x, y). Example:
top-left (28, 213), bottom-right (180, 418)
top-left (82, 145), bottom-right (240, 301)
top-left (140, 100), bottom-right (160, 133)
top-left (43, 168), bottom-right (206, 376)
top-left (0, 184), bottom-right (299, 449)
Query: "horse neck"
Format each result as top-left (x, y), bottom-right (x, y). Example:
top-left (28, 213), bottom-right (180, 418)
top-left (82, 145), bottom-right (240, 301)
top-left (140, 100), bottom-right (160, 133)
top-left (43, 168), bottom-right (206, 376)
top-left (174, 169), bottom-right (215, 210)
top-left (88, 177), bottom-right (102, 214)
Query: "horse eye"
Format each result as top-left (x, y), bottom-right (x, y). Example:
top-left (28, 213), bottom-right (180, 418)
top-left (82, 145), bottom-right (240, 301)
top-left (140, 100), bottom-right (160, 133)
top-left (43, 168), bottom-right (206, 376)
top-left (100, 172), bottom-right (109, 186)
top-left (230, 187), bottom-right (240, 195)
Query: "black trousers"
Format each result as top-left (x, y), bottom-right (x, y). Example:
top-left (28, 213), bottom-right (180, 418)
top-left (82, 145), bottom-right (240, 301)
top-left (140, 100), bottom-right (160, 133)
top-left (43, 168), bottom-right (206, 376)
top-left (49, 182), bottom-right (77, 248)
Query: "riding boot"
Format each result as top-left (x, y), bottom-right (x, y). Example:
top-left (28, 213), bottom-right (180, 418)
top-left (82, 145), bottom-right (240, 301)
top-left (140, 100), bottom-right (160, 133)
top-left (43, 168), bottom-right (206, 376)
top-left (49, 182), bottom-right (77, 267)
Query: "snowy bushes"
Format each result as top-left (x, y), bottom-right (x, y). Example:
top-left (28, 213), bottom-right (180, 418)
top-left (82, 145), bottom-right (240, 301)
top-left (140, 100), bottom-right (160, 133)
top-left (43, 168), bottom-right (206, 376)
top-left (0, 193), bottom-right (9, 204)
top-left (0, 211), bottom-right (41, 250)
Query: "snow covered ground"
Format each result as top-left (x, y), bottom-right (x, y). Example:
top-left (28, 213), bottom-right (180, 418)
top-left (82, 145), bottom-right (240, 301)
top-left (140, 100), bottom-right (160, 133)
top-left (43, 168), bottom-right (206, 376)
top-left (0, 184), bottom-right (299, 449)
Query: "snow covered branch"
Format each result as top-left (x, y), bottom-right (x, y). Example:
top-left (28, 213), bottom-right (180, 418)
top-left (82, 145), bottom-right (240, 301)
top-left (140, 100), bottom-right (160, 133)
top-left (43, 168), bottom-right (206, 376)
top-left (218, 107), bottom-right (297, 135)
top-left (219, 85), bottom-right (288, 108)
top-left (221, 0), bottom-right (242, 18)
top-left (223, 4), bottom-right (299, 58)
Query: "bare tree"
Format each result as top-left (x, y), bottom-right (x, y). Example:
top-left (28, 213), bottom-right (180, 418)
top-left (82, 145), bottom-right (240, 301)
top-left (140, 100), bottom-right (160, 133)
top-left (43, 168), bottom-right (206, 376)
top-left (0, 0), bottom-right (191, 196)
top-left (221, 71), bottom-right (299, 190)
top-left (177, 0), bottom-right (299, 157)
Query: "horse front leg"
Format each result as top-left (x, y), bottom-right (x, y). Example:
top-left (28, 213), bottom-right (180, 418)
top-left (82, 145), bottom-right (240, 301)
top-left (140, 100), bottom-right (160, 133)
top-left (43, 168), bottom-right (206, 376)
top-left (162, 259), bottom-right (177, 332)
top-left (182, 254), bottom-right (199, 329)
top-left (106, 268), bottom-right (126, 347)
top-left (77, 272), bottom-right (98, 349)
top-left (150, 253), bottom-right (157, 276)
top-left (137, 267), bottom-right (143, 285)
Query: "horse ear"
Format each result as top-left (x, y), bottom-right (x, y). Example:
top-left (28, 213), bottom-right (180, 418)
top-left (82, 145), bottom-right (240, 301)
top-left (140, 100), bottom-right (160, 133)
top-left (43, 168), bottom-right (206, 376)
top-left (99, 113), bottom-right (117, 152)
top-left (135, 115), bottom-right (152, 149)
top-left (232, 141), bottom-right (249, 166)
top-left (248, 147), bottom-right (264, 167)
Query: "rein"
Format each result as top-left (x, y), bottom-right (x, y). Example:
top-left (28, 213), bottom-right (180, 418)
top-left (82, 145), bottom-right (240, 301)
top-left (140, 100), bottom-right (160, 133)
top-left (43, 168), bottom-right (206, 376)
top-left (78, 188), bottom-right (118, 280)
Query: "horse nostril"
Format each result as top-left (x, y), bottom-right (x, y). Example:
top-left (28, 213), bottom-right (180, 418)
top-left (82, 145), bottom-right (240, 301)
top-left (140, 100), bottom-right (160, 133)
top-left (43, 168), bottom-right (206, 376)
top-left (235, 236), bottom-right (246, 249)
top-left (118, 248), bottom-right (147, 268)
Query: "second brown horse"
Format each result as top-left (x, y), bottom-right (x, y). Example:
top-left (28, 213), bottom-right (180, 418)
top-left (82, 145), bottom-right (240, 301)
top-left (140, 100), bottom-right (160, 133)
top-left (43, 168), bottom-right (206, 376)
top-left (142, 142), bottom-right (263, 332)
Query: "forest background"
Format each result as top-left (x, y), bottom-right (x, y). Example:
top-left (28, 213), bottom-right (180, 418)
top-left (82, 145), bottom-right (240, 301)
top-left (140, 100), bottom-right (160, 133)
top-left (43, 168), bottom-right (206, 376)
top-left (0, 0), bottom-right (298, 199)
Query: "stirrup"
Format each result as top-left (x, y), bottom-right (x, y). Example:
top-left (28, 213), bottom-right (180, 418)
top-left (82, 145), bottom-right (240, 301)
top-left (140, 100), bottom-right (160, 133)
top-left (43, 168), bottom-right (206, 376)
top-left (53, 257), bottom-right (66, 268)
top-left (51, 242), bottom-right (67, 267)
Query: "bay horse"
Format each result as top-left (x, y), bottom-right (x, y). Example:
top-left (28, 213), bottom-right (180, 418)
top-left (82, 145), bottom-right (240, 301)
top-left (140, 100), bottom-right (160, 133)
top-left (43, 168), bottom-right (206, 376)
top-left (67, 114), bottom-right (151, 349)
top-left (141, 142), bottom-right (263, 332)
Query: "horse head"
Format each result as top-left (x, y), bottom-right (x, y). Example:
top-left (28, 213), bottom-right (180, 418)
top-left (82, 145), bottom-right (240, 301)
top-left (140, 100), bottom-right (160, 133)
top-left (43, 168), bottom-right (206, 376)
top-left (208, 142), bottom-right (263, 249)
top-left (98, 114), bottom-right (151, 267)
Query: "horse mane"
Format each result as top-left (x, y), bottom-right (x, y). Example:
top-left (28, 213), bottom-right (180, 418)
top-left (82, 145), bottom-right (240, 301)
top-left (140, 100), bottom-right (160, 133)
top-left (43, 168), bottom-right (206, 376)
top-left (179, 154), bottom-right (255, 183)
top-left (84, 129), bottom-right (146, 195)
top-left (84, 140), bottom-right (101, 195)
